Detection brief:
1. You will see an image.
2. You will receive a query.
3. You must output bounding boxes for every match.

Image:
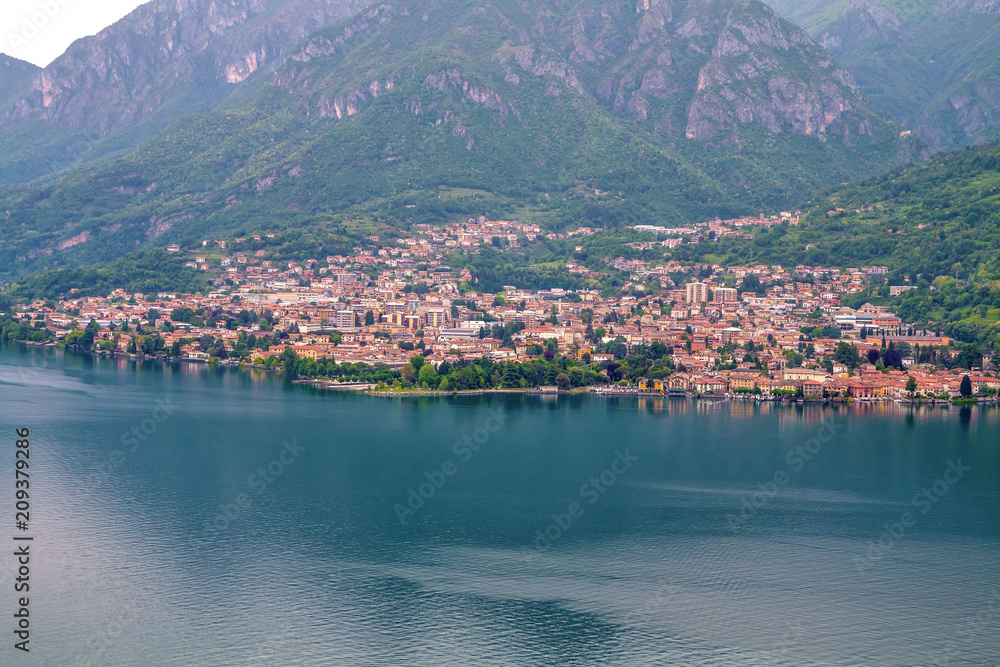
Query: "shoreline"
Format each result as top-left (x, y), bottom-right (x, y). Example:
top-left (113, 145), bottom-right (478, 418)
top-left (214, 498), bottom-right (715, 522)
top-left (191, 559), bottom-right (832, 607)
top-left (8, 345), bottom-right (997, 408)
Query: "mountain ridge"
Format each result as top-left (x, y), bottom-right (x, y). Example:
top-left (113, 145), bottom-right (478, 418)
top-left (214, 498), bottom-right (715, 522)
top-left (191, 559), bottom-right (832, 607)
top-left (764, 0), bottom-right (1000, 152)
top-left (0, 54), bottom-right (39, 108)
top-left (0, 0), bottom-right (915, 281)
top-left (0, 0), bottom-right (373, 184)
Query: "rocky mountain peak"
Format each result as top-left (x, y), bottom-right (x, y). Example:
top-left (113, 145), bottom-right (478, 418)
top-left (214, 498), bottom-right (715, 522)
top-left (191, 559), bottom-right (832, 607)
top-left (0, 55), bottom-right (40, 107)
top-left (1, 0), bottom-right (371, 183)
top-left (686, 0), bottom-right (873, 143)
top-left (936, 0), bottom-right (1000, 18)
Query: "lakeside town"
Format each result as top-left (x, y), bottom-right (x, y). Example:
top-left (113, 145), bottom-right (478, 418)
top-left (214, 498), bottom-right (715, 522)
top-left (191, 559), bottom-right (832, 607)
top-left (5, 215), bottom-right (996, 402)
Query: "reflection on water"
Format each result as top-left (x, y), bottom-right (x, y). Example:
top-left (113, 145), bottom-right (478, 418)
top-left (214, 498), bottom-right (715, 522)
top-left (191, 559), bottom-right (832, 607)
top-left (0, 344), bottom-right (998, 666)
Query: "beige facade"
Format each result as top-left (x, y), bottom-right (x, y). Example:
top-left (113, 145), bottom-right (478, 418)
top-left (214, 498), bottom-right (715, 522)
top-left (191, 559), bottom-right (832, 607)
top-left (782, 367), bottom-right (828, 382)
top-left (714, 287), bottom-right (738, 303)
top-left (686, 282), bottom-right (708, 304)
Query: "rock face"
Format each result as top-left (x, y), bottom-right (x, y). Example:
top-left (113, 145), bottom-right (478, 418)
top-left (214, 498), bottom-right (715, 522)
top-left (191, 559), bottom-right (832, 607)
top-left (0, 0), bottom-right (913, 278)
top-left (423, 69), bottom-right (517, 117)
top-left (7, 0), bottom-right (373, 126)
top-left (0, 0), bottom-right (371, 183)
top-left (911, 79), bottom-right (1000, 151)
top-left (0, 0), bottom-right (903, 186)
top-left (685, 1), bottom-right (871, 144)
top-left (816, 0), bottom-right (901, 49)
top-left (764, 0), bottom-right (1000, 152)
top-left (936, 0), bottom-right (1000, 18)
top-left (0, 55), bottom-right (39, 107)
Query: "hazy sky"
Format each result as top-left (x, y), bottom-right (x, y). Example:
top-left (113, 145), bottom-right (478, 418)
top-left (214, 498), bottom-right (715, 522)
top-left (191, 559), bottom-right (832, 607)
top-left (1, 0), bottom-right (148, 67)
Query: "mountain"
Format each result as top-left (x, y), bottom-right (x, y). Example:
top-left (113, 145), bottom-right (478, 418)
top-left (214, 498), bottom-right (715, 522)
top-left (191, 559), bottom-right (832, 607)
top-left (0, 0), bottom-right (915, 281)
top-left (0, 55), bottom-right (39, 108)
top-left (0, 0), bottom-right (373, 185)
top-left (615, 138), bottom-right (999, 346)
top-left (808, 141), bottom-right (1000, 345)
top-left (764, 0), bottom-right (1000, 153)
top-left (701, 140), bottom-right (1000, 282)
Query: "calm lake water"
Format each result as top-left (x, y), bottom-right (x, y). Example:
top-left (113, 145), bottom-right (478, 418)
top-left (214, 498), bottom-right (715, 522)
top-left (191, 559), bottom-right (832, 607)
top-left (1, 345), bottom-right (998, 666)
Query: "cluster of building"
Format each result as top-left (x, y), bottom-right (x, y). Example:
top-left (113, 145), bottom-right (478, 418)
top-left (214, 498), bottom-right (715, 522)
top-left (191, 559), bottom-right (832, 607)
top-left (654, 365), bottom-right (996, 400)
top-left (167, 217), bottom-right (596, 278)
top-left (11, 216), bottom-right (992, 397)
top-left (608, 256), bottom-right (889, 296)
top-left (630, 212), bottom-right (801, 246)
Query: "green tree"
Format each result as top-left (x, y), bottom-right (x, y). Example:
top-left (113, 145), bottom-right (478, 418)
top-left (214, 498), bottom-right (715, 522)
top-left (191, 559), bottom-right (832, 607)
top-left (783, 351), bottom-right (804, 368)
top-left (501, 364), bottom-right (523, 388)
top-left (80, 319), bottom-right (100, 349)
top-left (960, 374), bottom-right (972, 398)
top-left (955, 344), bottom-right (982, 370)
top-left (883, 347), bottom-right (903, 370)
top-left (400, 363), bottom-right (416, 385)
top-left (280, 346), bottom-right (298, 373)
top-left (409, 355), bottom-right (425, 373)
top-left (833, 341), bottom-right (861, 369)
top-left (418, 363), bottom-right (438, 385)
top-left (555, 372), bottom-right (571, 390)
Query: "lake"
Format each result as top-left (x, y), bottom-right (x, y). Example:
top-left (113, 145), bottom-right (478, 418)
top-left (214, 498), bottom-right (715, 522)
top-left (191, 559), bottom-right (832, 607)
top-left (1, 345), bottom-right (998, 666)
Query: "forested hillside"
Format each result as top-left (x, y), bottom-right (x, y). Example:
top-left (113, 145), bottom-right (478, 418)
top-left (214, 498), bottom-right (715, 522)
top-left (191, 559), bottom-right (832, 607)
top-left (671, 141), bottom-right (1000, 346)
top-left (0, 0), bottom-right (913, 283)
